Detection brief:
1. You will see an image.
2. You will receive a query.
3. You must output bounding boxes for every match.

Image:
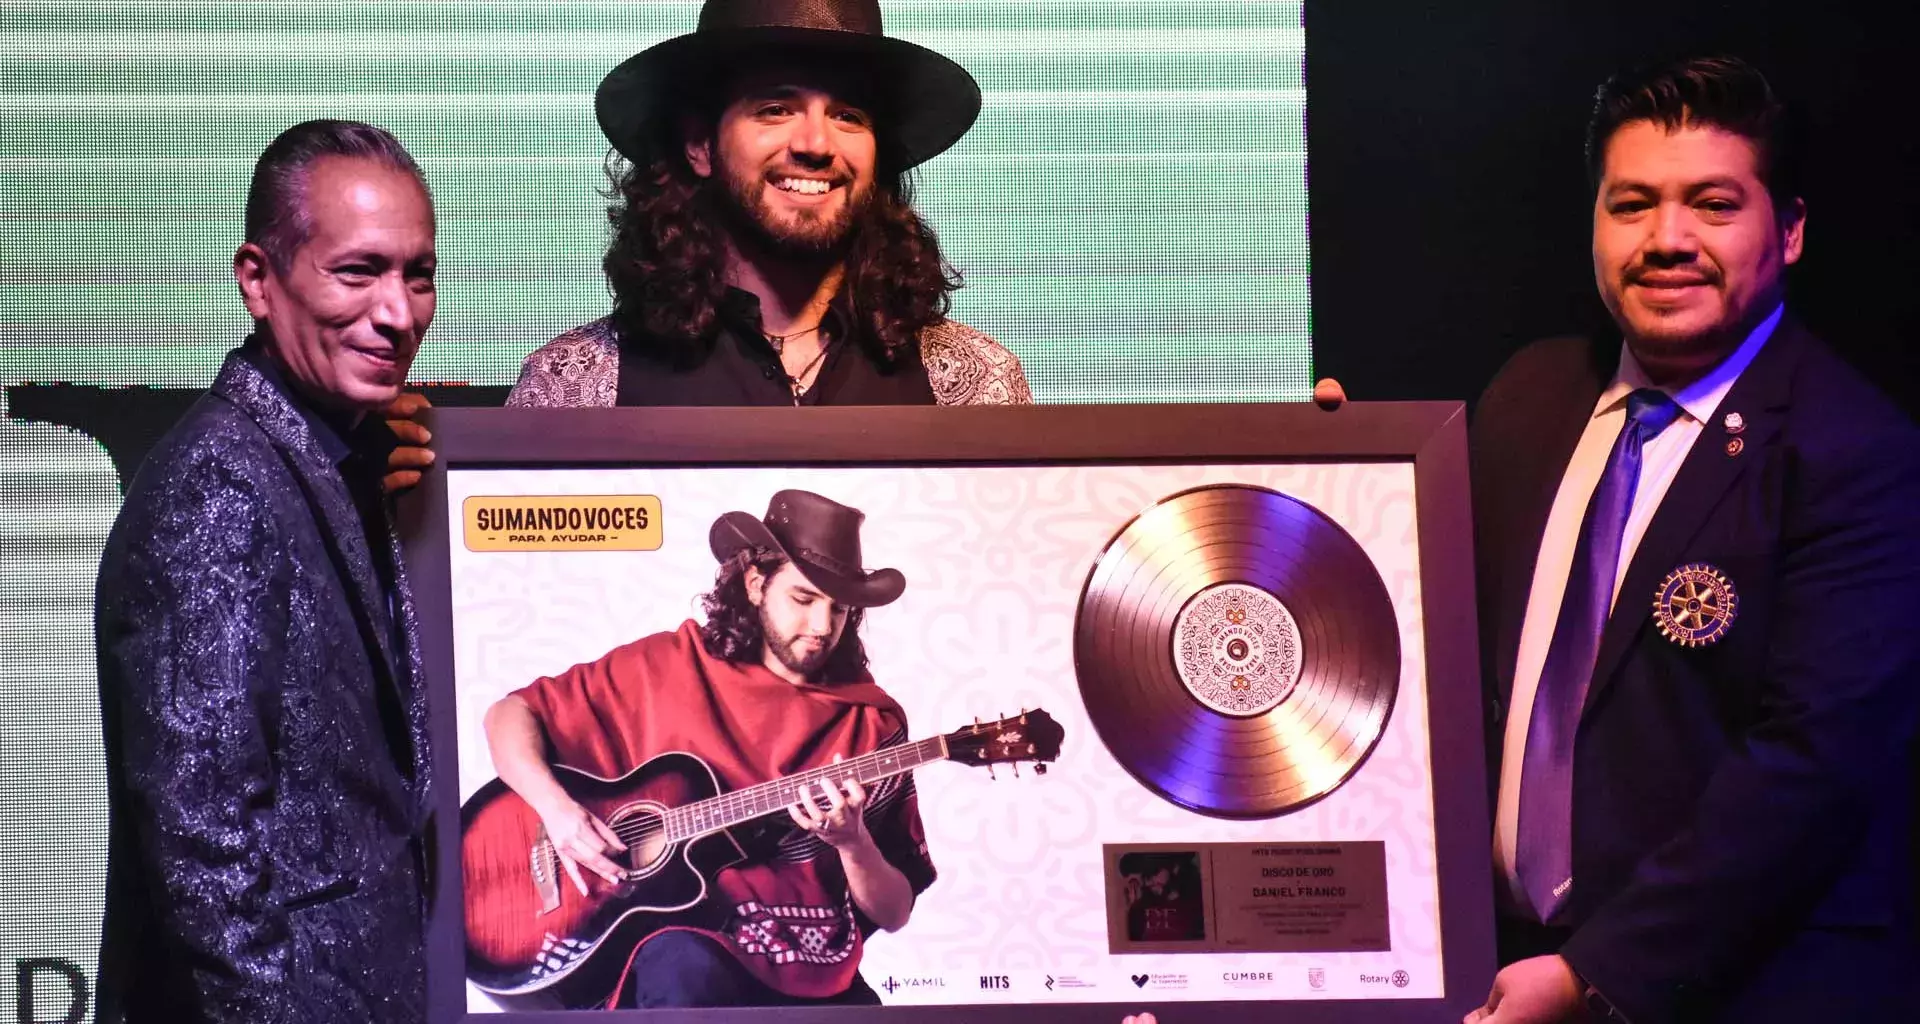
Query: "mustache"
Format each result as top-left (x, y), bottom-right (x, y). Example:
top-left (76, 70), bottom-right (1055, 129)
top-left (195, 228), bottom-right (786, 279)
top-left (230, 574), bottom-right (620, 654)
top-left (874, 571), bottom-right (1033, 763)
top-left (1625, 264), bottom-right (1721, 287)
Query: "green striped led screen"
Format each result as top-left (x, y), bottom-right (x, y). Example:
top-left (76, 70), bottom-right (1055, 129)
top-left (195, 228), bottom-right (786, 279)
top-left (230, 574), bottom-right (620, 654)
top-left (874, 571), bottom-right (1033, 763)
top-left (0, 2), bottom-right (1309, 1017)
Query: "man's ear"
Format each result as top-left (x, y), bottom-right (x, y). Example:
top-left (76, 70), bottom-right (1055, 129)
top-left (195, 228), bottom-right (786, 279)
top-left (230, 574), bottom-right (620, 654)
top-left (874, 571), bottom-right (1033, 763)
top-left (1780, 196), bottom-right (1807, 266)
top-left (683, 114), bottom-right (715, 179)
top-left (233, 242), bottom-right (275, 320)
top-left (744, 564), bottom-right (766, 606)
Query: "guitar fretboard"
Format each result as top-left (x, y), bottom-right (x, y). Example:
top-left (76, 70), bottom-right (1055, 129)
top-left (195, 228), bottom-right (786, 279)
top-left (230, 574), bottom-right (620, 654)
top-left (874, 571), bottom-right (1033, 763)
top-left (662, 736), bottom-right (947, 841)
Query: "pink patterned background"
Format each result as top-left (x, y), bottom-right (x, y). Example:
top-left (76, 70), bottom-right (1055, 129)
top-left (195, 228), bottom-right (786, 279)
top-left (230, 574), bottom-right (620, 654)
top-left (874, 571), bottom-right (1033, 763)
top-left (447, 462), bottom-right (1439, 1009)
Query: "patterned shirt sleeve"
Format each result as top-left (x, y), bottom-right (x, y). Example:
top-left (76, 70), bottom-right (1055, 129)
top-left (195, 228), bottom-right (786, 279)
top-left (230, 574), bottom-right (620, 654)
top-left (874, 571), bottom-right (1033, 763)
top-left (505, 319), bottom-right (621, 409)
top-left (919, 319), bottom-right (1036, 406)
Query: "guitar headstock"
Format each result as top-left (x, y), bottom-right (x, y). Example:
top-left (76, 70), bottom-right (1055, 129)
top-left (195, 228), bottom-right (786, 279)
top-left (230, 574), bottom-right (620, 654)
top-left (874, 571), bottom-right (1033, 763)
top-left (943, 708), bottom-right (1064, 772)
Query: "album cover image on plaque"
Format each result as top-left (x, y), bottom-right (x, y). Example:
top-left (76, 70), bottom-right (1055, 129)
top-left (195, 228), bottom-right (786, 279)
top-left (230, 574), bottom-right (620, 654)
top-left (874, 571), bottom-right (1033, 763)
top-left (402, 404), bottom-right (1494, 1023)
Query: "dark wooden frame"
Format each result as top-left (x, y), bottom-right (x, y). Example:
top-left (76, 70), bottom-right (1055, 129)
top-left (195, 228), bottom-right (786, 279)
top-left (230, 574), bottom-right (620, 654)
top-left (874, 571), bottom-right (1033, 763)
top-left (398, 402), bottom-right (1495, 1024)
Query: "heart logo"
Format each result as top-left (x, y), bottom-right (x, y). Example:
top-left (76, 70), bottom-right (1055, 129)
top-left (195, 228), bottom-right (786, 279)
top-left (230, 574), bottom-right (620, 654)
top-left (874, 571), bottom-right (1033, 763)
top-left (1131, 974), bottom-right (1149, 988)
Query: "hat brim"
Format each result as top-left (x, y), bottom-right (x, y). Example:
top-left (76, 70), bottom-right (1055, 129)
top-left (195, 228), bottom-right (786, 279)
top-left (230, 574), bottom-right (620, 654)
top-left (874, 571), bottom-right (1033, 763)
top-left (596, 26), bottom-right (982, 172)
top-left (709, 510), bottom-right (906, 608)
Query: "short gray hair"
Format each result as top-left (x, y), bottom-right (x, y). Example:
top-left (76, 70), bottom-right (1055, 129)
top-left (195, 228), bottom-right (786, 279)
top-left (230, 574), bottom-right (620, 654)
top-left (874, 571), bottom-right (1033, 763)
top-left (244, 119), bottom-right (431, 271)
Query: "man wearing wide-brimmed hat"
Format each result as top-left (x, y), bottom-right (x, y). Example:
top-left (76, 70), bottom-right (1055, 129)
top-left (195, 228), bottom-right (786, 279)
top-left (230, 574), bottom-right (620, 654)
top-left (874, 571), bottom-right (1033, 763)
top-left (505, 0), bottom-right (1032, 410)
top-left (483, 489), bottom-right (932, 1007)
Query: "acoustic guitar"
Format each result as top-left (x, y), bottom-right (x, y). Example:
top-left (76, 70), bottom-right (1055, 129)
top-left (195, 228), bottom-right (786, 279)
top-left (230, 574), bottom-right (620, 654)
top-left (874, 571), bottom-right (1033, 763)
top-left (461, 709), bottom-right (1064, 1004)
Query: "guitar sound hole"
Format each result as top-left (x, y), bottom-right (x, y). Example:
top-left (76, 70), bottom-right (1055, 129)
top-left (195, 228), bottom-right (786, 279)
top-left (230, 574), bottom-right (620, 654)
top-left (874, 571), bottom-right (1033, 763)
top-left (608, 807), bottom-right (670, 875)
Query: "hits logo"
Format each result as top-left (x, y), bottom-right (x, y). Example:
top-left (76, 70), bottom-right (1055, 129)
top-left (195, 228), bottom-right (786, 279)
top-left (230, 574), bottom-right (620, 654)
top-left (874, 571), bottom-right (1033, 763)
top-left (980, 975), bottom-right (1011, 990)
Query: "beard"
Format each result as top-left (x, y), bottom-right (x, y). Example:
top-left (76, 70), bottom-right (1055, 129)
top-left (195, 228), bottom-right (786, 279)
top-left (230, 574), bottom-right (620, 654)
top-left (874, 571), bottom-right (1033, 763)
top-left (758, 606), bottom-right (837, 680)
top-left (1610, 263), bottom-right (1760, 382)
top-left (713, 156), bottom-right (873, 259)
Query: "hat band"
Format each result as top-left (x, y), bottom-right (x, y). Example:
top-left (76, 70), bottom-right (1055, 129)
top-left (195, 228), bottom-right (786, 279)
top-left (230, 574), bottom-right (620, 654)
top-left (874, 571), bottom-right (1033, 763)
top-left (795, 545), bottom-right (865, 579)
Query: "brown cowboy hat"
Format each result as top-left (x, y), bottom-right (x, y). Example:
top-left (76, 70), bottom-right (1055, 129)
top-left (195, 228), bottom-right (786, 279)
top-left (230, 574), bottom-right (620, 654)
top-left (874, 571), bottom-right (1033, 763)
top-left (595, 0), bottom-right (982, 171)
top-left (709, 489), bottom-right (906, 607)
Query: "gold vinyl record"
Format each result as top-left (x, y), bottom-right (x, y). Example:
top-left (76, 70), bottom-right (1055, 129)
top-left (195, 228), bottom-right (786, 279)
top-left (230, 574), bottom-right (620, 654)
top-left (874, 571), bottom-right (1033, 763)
top-left (1074, 484), bottom-right (1400, 819)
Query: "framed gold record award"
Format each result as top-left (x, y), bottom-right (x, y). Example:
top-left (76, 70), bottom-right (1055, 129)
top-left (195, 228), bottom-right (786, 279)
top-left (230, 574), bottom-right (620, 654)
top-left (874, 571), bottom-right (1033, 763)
top-left (399, 403), bottom-right (1496, 1022)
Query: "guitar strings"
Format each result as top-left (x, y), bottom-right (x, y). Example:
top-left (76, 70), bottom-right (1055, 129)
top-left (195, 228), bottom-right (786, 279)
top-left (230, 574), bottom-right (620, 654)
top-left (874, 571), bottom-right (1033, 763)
top-left (590, 739), bottom-right (944, 848)
top-left (608, 746), bottom-right (914, 843)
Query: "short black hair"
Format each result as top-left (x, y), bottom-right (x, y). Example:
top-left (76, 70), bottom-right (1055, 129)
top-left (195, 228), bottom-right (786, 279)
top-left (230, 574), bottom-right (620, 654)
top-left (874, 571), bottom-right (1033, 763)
top-left (244, 119), bottom-right (431, 272)
top-left (1585, 55), bottom-right (1800, 205)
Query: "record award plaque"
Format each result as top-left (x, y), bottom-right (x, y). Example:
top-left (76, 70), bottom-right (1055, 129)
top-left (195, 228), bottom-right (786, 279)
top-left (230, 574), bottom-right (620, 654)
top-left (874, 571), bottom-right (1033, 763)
top-left (400, 403), bottom-right (1494, 1024)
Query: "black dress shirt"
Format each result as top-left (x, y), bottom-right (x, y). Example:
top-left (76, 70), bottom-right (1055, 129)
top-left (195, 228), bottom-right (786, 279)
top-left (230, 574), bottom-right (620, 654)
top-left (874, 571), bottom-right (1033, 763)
top-left (614, 288), bottom-right (938, 406)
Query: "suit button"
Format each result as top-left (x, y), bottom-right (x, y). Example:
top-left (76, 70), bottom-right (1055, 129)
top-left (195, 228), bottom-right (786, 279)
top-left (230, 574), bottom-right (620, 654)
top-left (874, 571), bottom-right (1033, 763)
top-left (761, 365), bottom-right (778, 380)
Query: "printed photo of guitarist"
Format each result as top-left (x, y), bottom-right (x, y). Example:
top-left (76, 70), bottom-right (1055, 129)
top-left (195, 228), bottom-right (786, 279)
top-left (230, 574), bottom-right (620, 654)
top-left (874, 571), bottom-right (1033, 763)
top-left (481, 488), bottom-right (932, 1009)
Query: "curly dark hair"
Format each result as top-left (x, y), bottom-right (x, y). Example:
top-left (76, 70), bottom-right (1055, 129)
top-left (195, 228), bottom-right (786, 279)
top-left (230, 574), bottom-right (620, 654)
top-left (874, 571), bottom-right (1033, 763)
top-left (600, 109), bottom-right (960, 369)
top-left (699, 546), bottom-right (870, 680)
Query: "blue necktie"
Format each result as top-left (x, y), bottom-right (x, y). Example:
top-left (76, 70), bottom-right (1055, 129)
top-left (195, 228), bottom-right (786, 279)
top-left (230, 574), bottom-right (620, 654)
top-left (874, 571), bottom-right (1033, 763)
top-left (1516, 388), bottom-right (1682, 924)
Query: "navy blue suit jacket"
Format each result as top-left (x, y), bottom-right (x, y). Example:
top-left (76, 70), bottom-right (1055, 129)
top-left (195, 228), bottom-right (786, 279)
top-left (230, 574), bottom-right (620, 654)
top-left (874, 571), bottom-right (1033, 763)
top-left (1470, 320), bottom-right (1920, 1023)
top-left (94, 351), bottom-right (434, 1024)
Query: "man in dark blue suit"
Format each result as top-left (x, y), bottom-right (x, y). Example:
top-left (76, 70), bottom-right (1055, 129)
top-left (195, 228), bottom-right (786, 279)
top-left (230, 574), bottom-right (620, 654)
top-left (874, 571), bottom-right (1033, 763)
top-left (1466, 57), bottom-right (1920, 1023)
top-left (94, 119), bottom-right (439, 1023)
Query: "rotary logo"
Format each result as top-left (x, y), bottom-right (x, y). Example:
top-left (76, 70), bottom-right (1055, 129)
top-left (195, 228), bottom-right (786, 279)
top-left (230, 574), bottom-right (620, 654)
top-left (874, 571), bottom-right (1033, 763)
top-left (1652, 563), bottom-right (1739, 648)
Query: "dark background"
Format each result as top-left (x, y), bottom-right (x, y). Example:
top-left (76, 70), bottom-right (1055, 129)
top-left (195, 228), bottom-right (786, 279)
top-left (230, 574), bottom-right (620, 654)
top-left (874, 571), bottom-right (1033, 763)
top-left (1305, 0), bottom-right (1920, 923)
top-left (1308, 0), bottom-right (1920, 415)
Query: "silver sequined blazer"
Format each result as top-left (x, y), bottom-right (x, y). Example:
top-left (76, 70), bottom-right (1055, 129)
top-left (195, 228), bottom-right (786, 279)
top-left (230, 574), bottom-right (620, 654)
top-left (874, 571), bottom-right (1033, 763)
top-left (94, 352), bottom-right (433, 1024)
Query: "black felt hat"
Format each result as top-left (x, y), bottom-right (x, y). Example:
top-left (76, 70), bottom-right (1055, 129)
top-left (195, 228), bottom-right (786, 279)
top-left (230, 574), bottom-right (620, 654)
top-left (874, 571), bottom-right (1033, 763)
top-left (709, 489), bottom-right (906, 608)
top-left (596, 0), bottom-right (982, 171)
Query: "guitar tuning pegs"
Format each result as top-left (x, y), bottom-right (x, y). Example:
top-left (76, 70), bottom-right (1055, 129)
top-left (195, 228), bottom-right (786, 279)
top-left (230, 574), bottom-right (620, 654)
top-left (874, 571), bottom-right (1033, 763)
top-left (1012, 762), bottom-right (1020, 778)
top-left (1034, 763), bottom-right (1048, 775)
top-left (987, 764), bottom-right (996, 780)
top-left (1020, 707), bottom-right (1029, 723)
top-left (972, 716), bottom-right (981, 733)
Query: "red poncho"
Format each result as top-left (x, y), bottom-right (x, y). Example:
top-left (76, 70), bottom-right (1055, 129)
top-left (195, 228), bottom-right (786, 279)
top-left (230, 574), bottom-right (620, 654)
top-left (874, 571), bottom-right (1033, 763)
top-left (514, 620), bottom-right (934, 1001)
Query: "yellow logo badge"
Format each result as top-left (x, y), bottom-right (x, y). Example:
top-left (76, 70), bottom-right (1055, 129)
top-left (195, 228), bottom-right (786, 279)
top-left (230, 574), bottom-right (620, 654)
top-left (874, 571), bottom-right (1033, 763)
top-left (463, 496), bottom-right (662, 552)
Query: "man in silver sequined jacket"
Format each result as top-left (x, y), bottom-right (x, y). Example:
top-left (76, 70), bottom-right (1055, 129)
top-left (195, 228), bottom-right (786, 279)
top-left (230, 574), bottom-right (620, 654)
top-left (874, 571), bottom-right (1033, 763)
top-left (93, 119), bottom-right (438, 1024)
